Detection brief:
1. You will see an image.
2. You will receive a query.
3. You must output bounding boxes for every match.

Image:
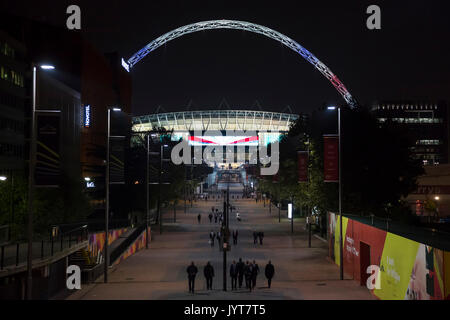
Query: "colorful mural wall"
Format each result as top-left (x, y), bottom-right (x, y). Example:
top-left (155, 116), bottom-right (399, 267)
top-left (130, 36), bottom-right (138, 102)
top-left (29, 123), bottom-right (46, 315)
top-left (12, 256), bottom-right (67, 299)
top-left (112, 227), bottom-right (151, 266)
top-left (88, 228), bottom-right (128, 260)
top-left (328, 212), bottom-right (450, 300)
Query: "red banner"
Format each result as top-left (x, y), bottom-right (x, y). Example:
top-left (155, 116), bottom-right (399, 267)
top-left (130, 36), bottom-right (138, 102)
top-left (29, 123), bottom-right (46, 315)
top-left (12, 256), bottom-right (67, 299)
top-left (297, 151), bottom-right (308, 182)
top-left (324, 135), bottom-right (339, 182)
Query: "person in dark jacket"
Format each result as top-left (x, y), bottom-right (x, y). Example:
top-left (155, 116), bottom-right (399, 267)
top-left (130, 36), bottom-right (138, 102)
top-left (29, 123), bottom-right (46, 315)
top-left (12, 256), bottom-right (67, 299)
top-left (209, 231), bottom-right (215, 247)
top-left (236, 258), bottom-right (245, 289)
top-left (258, 232), bottom-right (264, 245)
top-left (253, 231), bottom-right (258, 245)
top-left (203, 261), bottom-right (215, 290)
top-left (244, 261), bottom-right (253, 291)
top-left (232, 230), bottom-right (238, 245)
top-left (197, 214), bottom-right (201, 224)
top-left (208, 212), bottom-right (213, 223)
top-left (265, 260), bottom-right (275, 288)
top-left (187, 261), bottom-right (198, 293)
top-left (230, 260), bottom-right (238, 290)
top-left (251, 260), bottom-right (259, 289)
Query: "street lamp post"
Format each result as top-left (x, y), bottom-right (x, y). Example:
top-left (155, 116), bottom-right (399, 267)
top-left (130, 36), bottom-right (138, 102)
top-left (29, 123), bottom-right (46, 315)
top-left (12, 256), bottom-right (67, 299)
top-left (25, 65), bottom-right (40, 300)
top-left (290, 196), bottom-right (294, 234)
top-left (278, 182), bottom-right (281, 223)
top-left (105, 107), bottom-right (122, 283)
top-left (146, 133), bottom-right (150, 249)
top-left (338, 107), bottom-right (343, 281)
top-left (328, 106), bottom-right (343, 280)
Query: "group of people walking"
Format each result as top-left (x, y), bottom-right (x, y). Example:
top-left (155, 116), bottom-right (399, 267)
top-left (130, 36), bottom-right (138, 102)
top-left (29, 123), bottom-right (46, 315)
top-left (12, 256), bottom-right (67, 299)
top-left (253, 231), bottom-right (264, 245)
top-left (186, 260), bottom-right (275, 293)
top-left (208, 207), bottom-right (224, 224)
top-left (209, 229), bottom-right (239, 247)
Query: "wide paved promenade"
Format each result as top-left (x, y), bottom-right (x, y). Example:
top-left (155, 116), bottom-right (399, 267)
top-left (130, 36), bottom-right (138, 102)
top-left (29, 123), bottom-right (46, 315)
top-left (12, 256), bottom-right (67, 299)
top-left (67, 198), bottom-right (375, 300)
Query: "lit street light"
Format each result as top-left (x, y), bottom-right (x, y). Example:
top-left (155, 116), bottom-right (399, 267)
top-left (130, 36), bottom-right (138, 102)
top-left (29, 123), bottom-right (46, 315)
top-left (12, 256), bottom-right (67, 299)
top-left (104, 106), bottom-right (124, 283)
top-left (26, 63), bottom-right (57, 300)
top-left (40, 65), bottom-right (55, 70)
top-left (327, 105), bottom-right (343, 280)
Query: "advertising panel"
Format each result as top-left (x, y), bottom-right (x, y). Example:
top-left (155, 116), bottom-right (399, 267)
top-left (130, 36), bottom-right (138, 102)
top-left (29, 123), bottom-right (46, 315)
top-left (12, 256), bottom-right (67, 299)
top-left (188, 135), bottom-right (259, 146)
top-left (328, 212), bottom-right (450, 300)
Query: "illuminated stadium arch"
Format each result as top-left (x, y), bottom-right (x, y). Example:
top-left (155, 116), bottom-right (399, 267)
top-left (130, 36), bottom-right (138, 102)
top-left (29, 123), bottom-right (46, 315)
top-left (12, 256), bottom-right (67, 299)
top-left (123, 20), bottom-right (357, 108)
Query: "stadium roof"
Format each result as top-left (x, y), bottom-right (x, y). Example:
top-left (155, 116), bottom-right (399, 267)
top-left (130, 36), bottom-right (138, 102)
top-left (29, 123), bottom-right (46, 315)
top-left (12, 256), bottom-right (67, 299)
top-left (132, 110), bottom-right (300, 132)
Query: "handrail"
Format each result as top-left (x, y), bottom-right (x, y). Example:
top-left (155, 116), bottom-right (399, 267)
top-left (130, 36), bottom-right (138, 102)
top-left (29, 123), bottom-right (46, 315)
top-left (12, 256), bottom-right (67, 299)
top-left (109, 224), bottom-right (146, 265)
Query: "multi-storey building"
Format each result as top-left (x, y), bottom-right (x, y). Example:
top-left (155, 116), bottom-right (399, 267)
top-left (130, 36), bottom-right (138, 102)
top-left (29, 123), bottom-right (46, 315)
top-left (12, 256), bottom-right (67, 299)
top-left (0, 30), bottom-right (27, 177)
top-left (371, 101), bottom-right (450, 165)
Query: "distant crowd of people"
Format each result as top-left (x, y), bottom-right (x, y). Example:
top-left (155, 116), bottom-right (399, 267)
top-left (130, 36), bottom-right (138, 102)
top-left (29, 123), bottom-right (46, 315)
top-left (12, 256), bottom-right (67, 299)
top-left (186, 260), bottom-right (275, 293)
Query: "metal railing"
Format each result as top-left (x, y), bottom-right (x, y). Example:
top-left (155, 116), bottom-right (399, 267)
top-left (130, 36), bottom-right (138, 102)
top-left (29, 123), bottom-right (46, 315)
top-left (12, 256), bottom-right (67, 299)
top-left (0, 225), bottom-right (88, 271)
top-left (109, 224), bottom-right (145, 265)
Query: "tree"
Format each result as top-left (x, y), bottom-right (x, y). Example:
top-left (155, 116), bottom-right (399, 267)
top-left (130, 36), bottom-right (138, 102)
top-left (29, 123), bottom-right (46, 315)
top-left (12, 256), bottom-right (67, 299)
top-left (273, 106), bottom-right (424, 224)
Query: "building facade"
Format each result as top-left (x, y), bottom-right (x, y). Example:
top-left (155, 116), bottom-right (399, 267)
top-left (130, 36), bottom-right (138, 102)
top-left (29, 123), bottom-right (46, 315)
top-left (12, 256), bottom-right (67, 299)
top-left (371, 101), bottom-right (450, 165)
top-left (132, 109), bottom-right (300, 167)
top-left (0, 30), bottom-right (27, 177)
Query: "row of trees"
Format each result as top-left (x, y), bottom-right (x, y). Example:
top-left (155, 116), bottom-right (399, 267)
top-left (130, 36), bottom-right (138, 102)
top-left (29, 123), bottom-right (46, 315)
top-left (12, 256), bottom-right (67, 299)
top-left (0, 173), bottom-right (92, 240)
top-left (258, 105), bottom-right (425, 225)
top-left (125, 128), bottom-right (212, 223)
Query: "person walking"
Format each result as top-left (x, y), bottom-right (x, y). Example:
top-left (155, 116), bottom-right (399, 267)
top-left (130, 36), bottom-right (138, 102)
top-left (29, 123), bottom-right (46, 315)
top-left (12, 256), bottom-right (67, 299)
top-left (230, 260), bottom-right (238, 290)
top-left (258, 232), bottom-right (264, 245)
top-left (232, 230), bottom-right (238, 245)
top-left (216, 231), bottom-right (221, 246)
top-left (244, 261), bottom-right (253, 291)
top-left (203, 261), bottom-right (215, 290)
top-left (208, 212), bottom-right (213, 223)
top-left (265, 260), bottom-right (275, 288)
top-left (197, 213), bottom-right (201, 224)
top-left (253, 231), bottom-right (258, 245)
top-left (251, 260), bottom-right (259, 289)
top-left (209, 231), bottom-right (215, 247)
top-left (214, 213), bottom-right (218, 223)
top-left (237, 258), bottom-right (245, 289)
top-left (187, 261), bottom-right (198, 293)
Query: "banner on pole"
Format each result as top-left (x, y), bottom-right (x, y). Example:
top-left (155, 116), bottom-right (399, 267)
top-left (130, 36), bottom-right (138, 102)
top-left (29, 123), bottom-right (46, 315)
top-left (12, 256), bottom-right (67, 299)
top-left (35, 113), bottom-right (61, 186)
top-left (297, 151), bottom-right (308, 182)
top-left (323, 135), bottom-right (339, 182)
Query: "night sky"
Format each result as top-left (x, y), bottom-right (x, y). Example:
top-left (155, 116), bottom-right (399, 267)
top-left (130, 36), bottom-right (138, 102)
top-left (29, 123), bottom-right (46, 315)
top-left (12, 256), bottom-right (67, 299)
top-left (2, 1), bottom-right (450, 115)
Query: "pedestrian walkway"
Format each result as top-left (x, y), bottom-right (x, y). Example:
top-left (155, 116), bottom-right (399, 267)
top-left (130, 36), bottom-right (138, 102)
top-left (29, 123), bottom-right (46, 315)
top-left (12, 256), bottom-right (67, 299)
top-left (67, 199), bottom-right (375, 300)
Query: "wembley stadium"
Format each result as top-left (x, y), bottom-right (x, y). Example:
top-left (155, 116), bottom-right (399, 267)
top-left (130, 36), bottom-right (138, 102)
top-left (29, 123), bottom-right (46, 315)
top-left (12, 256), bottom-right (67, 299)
top-left (132, 110), bottom-right (300, 152)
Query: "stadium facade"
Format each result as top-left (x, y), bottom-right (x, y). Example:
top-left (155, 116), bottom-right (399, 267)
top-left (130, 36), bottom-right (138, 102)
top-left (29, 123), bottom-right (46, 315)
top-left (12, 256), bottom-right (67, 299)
top-left (132, 109), bottom-right (300, 167)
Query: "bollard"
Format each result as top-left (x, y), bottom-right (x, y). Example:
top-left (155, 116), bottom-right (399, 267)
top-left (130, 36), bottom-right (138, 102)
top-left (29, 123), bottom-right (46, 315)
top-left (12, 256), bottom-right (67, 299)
top-left (16, 243), bottom-right (19, 266)
top-left (1, 245), bottom-right (4, 270)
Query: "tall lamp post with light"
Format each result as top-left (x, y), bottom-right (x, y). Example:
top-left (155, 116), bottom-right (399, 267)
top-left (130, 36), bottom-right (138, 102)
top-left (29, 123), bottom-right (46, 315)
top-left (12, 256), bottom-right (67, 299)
top-left (104, 107), bottom-right (123, 283)
top-left (26, 64), bottom-right (57, 300)
top-left (327, 105), bottom-right (343, 280)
